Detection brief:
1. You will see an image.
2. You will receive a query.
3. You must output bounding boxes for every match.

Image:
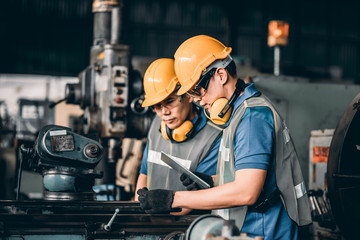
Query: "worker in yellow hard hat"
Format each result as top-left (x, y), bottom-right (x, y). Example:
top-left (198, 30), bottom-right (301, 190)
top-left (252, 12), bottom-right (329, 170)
top-left (134, 58), bottom-right (222, 205)
top-left (137, 36), bottom-right (312, 239)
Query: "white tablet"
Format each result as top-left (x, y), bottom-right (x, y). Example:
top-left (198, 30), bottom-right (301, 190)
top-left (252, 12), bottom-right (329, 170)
top-left (160, 151), bottom-right (210, 189)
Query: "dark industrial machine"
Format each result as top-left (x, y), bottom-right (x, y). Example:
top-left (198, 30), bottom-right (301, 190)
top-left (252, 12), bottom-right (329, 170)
top-left (326, 92), bottom-right (360, 240)
top-left (0, 200), bottom-right (199, 240)
top-left (63, 0), bottom-right (151, 140)
top-left (305, 92), bottom-right (360, 240)
top-left (18, 125), bottom-right (104, 201)
top-left (0, 124), bottom-right (200, 239)
top-left (51, 0), bottom-right (153, 200)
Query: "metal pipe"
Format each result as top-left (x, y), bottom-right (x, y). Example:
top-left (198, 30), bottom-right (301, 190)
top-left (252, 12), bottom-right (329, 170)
top-left (111, 6), bottom-right (122, 44)
top-left (92, 0), bottom-right (121, 46)
top-left (93, 12), bottom-right (111, 46)
top-left (274, 46), bottom-right (280, 76)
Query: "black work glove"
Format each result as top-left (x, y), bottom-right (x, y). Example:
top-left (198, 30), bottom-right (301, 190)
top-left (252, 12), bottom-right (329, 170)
top-left (137, 187), bottom-right (180, 214)
top-left (180, 172), bottom-right (214, 191)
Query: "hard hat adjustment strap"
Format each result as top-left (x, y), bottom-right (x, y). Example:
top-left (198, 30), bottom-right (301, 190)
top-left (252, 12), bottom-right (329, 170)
top-left (202, 55), bottom-right (233, 77)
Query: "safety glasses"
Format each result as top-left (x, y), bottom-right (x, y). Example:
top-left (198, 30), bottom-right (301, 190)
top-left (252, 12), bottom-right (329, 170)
top-left (186, 68), bottom-right (216, 98)
top-left (151, 95), bottom-right (182, 111)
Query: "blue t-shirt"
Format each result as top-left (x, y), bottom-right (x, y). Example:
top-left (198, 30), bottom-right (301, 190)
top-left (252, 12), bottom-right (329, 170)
top-left (225, 83), bottom-right (297, 240)
top-left (139, 110), bottom-right (221, 176)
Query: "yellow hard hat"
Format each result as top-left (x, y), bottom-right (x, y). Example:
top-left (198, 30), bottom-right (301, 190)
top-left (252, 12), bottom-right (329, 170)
top-left (142, 58), bottom-right (179, 107)
top-left (174, 35), bottom-right (232, 95)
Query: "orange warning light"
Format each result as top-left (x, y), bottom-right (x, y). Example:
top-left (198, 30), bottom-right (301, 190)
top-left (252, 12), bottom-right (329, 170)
top-left (268, 20), bottom-right (289, 47)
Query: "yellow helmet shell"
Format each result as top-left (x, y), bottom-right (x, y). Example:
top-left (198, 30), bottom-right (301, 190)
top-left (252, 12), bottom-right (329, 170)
top-left (174, 35), bottom-right (232, 95)
top-left (142, 58), bottom-right (178, 107)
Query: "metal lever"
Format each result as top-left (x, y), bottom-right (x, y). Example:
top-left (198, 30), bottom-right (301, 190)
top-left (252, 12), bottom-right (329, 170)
top-left (104, 208), bottom-right (119, 231)
top-left (49, 97), bottom-right (67, 108)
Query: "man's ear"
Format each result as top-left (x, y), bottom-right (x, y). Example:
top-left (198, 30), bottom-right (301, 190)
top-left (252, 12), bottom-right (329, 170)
top-left (216, 67), bottom-right (228, 85)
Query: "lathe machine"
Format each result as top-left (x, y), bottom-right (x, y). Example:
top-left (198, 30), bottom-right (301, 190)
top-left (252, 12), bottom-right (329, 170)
top-left (0, 124), bottom-right (263, 240)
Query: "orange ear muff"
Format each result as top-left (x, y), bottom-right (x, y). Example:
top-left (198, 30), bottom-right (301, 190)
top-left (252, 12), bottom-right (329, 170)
top-left (204, 79), bottom-right (245, 125)
top-left (161, 120), bottom-right (170, 140)
top-left (204, 98), bottom-right (232, 125)
top-left (172, 120), bottom-right (194, 142)
top-left (160, 120), bottom-right (194, 142)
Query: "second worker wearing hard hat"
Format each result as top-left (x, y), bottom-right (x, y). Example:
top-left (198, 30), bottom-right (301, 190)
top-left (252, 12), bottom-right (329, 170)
top-left (138, 36), bottom-right (312, 239)
top-left (134, 58), bottom-right (222, 204)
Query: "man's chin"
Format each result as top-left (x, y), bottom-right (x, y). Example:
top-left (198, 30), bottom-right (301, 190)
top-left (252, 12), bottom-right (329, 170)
top-left (166, 123), bottom-right (179, 130)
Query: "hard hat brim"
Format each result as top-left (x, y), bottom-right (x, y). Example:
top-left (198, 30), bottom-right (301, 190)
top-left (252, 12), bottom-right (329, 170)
top-left (177, 82), bottom-right (195, 96)
top-left (141, 93), bottom-right (170, 107)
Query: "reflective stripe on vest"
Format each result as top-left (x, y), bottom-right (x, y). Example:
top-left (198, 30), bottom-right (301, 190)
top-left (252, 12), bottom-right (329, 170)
top-left (213, 95), bottom-right (312, 229)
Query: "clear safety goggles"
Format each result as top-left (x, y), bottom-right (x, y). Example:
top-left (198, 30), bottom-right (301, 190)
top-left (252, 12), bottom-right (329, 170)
top-left (151, 95), bottom-right (183, 111)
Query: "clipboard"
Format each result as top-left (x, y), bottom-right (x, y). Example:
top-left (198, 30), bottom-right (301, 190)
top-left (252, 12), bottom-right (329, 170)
top-left (160, 151), bottom-right (210, 189)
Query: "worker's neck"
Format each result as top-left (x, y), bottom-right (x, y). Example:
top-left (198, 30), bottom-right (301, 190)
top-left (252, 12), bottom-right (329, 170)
top-left (187, 105), bottom-right (198, 121)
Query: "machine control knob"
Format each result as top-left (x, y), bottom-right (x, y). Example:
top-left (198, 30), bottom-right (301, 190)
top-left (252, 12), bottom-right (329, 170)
top-left (115, 97), bottom-right (124, 104)
top-left (84, 144), bottom-right (99, 158)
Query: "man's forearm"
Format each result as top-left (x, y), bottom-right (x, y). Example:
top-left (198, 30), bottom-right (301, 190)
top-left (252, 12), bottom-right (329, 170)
top-left (172, 169), bottom-right (266, 210)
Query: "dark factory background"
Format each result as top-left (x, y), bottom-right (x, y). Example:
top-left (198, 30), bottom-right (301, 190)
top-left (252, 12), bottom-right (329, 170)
top-left (1, 0), bottom-right (359, 82)
top-left (1, 0), bottom-right (360, 239)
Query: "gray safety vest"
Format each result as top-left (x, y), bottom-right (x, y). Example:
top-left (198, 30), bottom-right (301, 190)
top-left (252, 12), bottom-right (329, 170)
top-left (213, 94), bottom-right (312, 229)
top-left (147, 116), bottom-right (222, 190)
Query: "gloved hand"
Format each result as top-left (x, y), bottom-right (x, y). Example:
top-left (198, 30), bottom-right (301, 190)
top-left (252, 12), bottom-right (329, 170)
top-left (137, 187), bottom-right (180, 214)
top-left (180, 172), bottom-right (214, 191)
